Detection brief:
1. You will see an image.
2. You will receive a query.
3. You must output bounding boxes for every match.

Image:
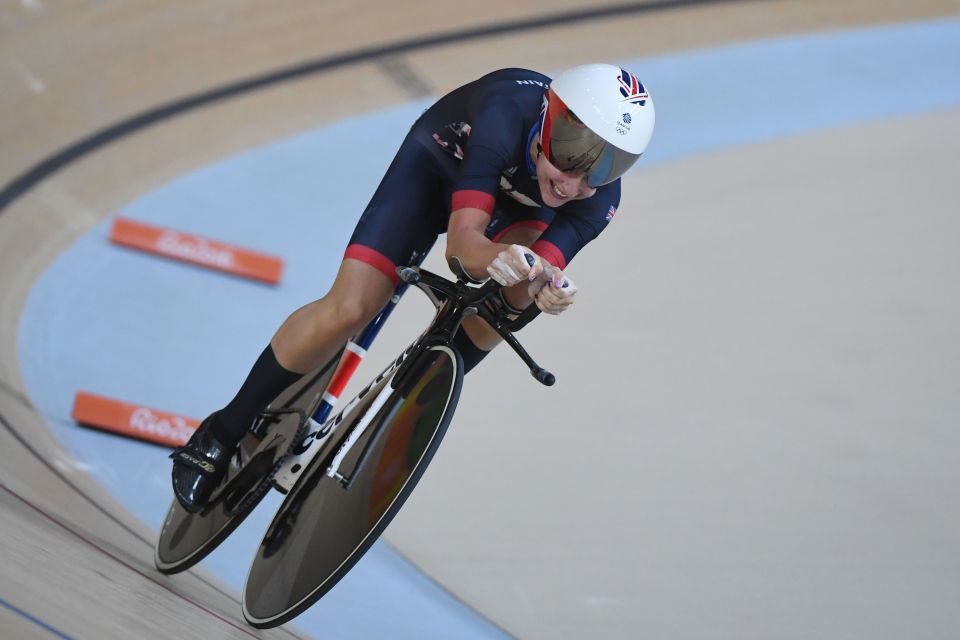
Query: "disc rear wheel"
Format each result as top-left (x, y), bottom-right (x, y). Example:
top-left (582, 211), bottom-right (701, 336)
top-left (242, 345), bottom-right (463, 628)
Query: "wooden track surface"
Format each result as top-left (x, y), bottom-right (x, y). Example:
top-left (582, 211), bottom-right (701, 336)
top-left (2, 1), bottom-right (957, 637)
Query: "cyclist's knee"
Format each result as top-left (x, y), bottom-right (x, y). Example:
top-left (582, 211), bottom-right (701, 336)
top-left (283, 292), bottom-right (376, 343)
top-left (327, 294), bottom-right (379, 334)
top-left (460, 315), bottom-right (500, 350)
top-left (452, 327), bottom-right (490, 374)
top-left (325, 259), bottom-right (395, 331)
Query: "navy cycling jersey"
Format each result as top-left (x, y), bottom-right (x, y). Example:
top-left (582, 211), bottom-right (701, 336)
top-left (346, 68), bottom-right (620, 283)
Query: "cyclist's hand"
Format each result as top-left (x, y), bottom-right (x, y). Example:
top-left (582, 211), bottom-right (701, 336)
top-left (533, 268), bottom-right (577, 315)
top-left (486, 244), bottom-right (544, 287)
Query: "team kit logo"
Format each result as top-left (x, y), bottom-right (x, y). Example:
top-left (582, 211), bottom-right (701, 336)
top-left (615, 68), bottom-right (648, 135)
top-left (617, 68), bottom-right (649, 106)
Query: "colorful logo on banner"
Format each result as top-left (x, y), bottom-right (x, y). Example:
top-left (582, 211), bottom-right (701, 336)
top-left (71, 391), bottom-right (198, 448)
top-left (617, 69), bottom-right (649, 106)
top-left (109, 217), bottom-right (284, 284)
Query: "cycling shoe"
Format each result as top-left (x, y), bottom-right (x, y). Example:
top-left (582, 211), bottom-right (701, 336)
top-left (170, 416), bottom-right (235, 514)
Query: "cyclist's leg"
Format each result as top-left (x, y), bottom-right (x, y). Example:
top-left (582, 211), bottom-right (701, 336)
top-left (170, 262), bottom-right (394, 513)
top-left (217, 138), bottom-right (448, 442)
top-left (271, 259), bottom-right (395, 373)
top-left (172, 135), bottom-right (447, 512)
top-left (213, 259), bottom-right (396, 441)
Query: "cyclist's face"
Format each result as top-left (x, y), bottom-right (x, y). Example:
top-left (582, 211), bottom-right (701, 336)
top-left (534, 144), bottom-right (597, 207)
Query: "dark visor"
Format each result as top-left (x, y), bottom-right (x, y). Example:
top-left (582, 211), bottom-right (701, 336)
top-left (541, 90), bottom-right (641, 187)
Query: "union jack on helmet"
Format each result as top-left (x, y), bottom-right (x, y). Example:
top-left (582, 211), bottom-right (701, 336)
top-left (540, 63), bottom-right (655, 187)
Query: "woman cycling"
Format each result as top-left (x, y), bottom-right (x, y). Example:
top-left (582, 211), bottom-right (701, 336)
top-left (171, 63), bottom-right (655, 513)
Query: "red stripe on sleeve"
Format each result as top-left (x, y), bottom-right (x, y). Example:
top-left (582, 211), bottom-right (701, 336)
top-left (344, 244), bottom-right (401, 285)
top-left (531, 239), bottom-right (567, 271)
top-left (452, 190), bottom-right (496, 214)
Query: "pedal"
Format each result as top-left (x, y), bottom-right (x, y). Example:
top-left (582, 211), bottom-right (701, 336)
top-left (249, 409), bottom-right (289, 438)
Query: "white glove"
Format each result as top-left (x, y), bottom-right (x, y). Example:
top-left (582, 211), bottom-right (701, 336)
top-left (486, 244), bottom-right (544, 287)
top-left (531, 267), bottom-right (577, 315)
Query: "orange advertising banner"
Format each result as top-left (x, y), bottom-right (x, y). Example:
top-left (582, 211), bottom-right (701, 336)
top-left (109, 217), bottom-right (284, 284)
top-left (71, 391), bottom-right (197, 448)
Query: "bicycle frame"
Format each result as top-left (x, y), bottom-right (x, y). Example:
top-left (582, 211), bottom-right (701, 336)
top-left (243, 264), bottom-right (555, 628)
top-left (271, 254), bottom-right (425, 490)
top-left (311, 255), bottom-right (427, 427)
top-left (273, 263), bottom-right (554, 493)
top-left (156, 258), bottom-right (558, 618)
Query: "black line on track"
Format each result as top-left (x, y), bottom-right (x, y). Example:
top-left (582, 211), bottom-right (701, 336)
top-left (0, 0), bottom-right (755, 213)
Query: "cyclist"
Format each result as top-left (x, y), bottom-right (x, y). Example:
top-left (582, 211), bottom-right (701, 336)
top-left (171, 63), bottom-right (655, 513)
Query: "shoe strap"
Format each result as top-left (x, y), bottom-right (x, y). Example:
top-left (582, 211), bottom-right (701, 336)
top-left (170, 447), bottom-right (219, 476)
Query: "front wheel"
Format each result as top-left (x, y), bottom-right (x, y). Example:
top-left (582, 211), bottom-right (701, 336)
top-left (242, 345), bottom-right (463, 628)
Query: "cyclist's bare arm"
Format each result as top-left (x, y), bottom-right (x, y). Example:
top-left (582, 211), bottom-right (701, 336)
top-left (446, 207), bottom-right (544, 307)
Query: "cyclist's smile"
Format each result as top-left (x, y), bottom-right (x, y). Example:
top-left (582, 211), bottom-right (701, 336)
top-left (531, 137), bottom-right (597, 207)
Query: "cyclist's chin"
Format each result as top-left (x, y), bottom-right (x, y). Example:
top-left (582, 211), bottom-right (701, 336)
top-left (539, 179), bottom-right (569, 208)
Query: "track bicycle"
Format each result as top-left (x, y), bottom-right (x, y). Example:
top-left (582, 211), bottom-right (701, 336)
top-left (155, 258), bottom-right (556, 628)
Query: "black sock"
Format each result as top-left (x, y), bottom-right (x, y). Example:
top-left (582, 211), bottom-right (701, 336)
top-left (452, 328), bottom-right (490, 374)
top-left (211, 344), bottom-right (304, 445)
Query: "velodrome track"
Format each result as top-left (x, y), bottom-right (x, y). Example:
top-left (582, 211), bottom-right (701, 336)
top-left (2, 2), bottom-right (959, 638)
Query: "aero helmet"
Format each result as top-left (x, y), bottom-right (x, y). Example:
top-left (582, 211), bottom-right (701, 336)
top-left (541, 63), bottom-right (655, 187)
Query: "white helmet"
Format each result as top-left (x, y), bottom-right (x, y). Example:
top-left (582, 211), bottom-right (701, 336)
top-left (541, 63), bottom-right (655, 187)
